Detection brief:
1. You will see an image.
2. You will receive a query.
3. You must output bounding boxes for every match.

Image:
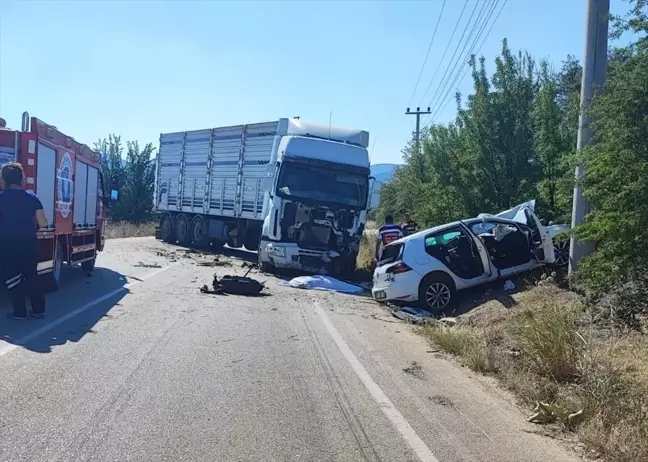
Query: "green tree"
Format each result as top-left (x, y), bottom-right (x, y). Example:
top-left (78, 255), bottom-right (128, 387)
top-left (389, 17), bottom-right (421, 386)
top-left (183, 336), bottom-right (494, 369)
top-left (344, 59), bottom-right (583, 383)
top-left (94, 136), bottom-right (156, 223)
top-left (576, 0), bottom-right (648, 293)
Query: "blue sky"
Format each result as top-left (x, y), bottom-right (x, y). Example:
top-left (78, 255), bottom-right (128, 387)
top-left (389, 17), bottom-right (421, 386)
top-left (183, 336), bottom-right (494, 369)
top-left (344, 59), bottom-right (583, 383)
top-left (0, 0), bottom-right (634, 165)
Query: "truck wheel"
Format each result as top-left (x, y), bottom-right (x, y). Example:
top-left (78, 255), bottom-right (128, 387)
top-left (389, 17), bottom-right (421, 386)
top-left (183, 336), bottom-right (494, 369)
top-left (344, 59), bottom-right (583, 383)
top-left (160, 214), bottom-right (176, 243)
top-left (244, 226), bottom-right (260, 251)
top-left (211, 239), bottom-right (226, 251)
top-left (257, 238), bottom-right (273, 273)
top-left (81, 258), bottom-right (96, 272)
top-left (175, 214), bottom-right (191, 246)
top-left (43, 241), bottom-right (64, 292)
top-left (190, 216), bottom-right (209, 248)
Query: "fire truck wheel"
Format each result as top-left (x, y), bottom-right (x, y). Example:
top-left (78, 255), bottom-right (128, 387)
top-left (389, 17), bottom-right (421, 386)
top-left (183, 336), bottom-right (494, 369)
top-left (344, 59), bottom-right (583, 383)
top-left (175, 214), bottom-right (191, 246)
top-left (190, 216), bottom-right (209, 248)
top-left (160, 214), bottom-right (176, 243)
top-left (44, 241), bottom-right (64, 292)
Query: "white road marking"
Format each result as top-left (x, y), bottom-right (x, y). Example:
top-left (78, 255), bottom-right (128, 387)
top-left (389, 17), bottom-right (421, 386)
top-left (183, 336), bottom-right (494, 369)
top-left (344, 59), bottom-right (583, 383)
top-left (0, 265), bottom-right (176, 357)
top-left (315, 303), bottom-right (439, 462)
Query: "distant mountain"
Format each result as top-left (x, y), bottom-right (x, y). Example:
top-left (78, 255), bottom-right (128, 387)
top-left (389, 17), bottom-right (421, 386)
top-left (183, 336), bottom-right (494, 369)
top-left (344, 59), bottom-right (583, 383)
top-left (370, 163), bottom-right (400, 184)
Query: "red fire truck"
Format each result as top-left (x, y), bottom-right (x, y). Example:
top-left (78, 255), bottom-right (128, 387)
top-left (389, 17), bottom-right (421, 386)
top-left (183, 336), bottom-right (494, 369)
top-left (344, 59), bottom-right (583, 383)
top-left (0, 112), bottom-right (106, 288)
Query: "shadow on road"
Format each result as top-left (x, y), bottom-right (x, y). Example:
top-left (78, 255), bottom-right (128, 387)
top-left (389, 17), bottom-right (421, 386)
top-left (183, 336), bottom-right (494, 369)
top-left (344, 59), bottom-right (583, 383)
top-left (0, 266), bottom-right (129, 354)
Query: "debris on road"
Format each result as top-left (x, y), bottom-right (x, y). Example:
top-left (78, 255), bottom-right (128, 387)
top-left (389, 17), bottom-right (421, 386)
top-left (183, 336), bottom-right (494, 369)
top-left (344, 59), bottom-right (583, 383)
top-left (527, 402), bottom-right (584, 427)
top-left (391, 306), bottom-right (435, 324)
top-left (279, 275), bottom-right (364, 294)
top-left (402, 361), bottom-right (424, 379)
top-left (133, 262), bottom-right (163, 268)
top-left (438, 317), bottom-right (458, 326)
top-left (197, 256), bottom-right (231, 267)
top-left (200, 273), bottom-right (266, 296)
top-left (428, 395), bottom-right (453, 406)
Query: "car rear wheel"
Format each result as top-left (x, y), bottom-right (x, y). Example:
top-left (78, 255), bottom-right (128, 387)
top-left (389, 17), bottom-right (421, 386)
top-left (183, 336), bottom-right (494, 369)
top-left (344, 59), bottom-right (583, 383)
top-left (419, 273), bottom-right (455, 311)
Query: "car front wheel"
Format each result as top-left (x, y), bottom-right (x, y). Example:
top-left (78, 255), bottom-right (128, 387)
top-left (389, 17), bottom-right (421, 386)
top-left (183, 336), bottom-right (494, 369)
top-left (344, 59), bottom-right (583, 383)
top-left (419, 273), bottom-right (455, 311)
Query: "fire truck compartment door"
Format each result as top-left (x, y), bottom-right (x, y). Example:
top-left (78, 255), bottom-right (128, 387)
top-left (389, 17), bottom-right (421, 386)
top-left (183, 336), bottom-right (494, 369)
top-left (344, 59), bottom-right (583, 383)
top-left (86, 166), bottom-right (98, 226)
top-left (74, 161), bottom-right (88, 226)
top-left (36, 143), bottom-right (56, 227)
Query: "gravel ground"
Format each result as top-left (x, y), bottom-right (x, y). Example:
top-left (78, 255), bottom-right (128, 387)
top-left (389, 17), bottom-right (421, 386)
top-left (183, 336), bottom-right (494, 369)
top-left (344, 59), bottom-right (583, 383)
top-left (0, 237), bottom-right (578, 461)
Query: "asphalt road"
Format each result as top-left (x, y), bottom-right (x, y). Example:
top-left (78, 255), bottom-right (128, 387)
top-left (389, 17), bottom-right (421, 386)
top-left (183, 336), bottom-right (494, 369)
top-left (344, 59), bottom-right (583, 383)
top-left (0, 237), bottom-right (578, 461)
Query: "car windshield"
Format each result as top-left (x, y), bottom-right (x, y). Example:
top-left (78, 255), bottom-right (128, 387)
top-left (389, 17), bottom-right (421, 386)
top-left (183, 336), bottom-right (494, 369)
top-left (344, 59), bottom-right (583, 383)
top-left (276, 162), bottom-right (368, 208)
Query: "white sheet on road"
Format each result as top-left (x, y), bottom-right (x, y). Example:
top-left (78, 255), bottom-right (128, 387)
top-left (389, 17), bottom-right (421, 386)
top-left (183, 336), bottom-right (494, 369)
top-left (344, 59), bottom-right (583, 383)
top-left (279, 275), bottom-right (365, 294)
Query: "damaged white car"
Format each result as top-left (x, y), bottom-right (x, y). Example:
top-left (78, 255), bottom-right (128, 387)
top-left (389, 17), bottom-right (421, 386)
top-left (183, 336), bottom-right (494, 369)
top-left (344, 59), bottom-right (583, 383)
top-left (372, 200), bottom-right (570, 311)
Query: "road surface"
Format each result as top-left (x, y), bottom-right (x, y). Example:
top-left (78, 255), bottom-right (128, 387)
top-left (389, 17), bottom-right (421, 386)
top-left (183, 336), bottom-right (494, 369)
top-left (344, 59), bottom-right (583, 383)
top-left (0, 237), bottom-right (577, 461)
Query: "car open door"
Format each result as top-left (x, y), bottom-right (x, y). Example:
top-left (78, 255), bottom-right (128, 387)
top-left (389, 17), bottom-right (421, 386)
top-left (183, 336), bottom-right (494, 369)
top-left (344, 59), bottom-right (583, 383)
top-left (494, 200), bottom-right (555, 264)
top-left (459, 222), bottom-right (493, 277)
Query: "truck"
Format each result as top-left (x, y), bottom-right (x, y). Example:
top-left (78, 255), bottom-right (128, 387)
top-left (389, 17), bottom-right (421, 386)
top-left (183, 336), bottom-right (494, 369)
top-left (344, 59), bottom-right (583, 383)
top-left (153, 118), bottom-right (372, 275)
top-left (0, 112), bottom-right (106, 287)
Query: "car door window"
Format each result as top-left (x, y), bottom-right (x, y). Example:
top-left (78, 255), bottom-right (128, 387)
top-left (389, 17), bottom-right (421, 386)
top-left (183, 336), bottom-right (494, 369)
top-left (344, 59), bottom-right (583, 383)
top-left (425, 227), bottom-right (482, 279)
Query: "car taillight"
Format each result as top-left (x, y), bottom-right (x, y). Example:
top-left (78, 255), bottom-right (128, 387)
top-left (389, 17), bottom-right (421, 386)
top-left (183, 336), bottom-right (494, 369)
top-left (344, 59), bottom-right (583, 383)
top-left (386, 262), bottom-right (411, 274)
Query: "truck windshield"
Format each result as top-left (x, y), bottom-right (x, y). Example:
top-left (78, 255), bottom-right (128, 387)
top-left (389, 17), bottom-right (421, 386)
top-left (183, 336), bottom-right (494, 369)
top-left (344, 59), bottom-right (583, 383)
top-left (276, 163), bottom-right (368, 208)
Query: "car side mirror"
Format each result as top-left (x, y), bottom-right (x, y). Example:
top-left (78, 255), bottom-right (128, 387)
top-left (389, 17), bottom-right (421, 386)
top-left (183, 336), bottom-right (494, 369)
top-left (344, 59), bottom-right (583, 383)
top-left (540, 219), bottom-right (547, 226)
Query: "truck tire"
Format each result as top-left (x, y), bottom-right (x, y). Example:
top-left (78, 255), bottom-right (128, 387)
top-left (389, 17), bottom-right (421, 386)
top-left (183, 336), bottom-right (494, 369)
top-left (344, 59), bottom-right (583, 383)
top-left (175, 214), bottom-right (191, 246)
top-left (257, 238), bottom-right (273, 273)
top-left (43, 240), bottom-right (64, 293)
top-left (190, 216), bottom-right (209, 248)
top-left (244, 225), bottom-right (260, 251)
top-left (160, 214), bottom-right (176, 243)
top-left (211, 239), bottom-right (226, 251)
top-left (81, 257), bottom-right (96, 272)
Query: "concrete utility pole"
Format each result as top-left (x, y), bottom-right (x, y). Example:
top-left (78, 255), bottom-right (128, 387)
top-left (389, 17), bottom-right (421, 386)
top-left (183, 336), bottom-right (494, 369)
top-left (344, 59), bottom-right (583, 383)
top-left (405, 107), bottom-right (431, 152)
top-left (569, 0), bottom-right (610, 275)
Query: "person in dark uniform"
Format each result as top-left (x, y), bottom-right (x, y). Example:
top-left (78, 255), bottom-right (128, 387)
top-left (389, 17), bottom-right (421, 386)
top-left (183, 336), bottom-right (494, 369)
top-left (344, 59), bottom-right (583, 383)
top-left (0, 162), bottom-right (48, 320)
top-left (374, 215), bottom-right (403, 261)
top-left (400, 213), bottom-right (419, 237)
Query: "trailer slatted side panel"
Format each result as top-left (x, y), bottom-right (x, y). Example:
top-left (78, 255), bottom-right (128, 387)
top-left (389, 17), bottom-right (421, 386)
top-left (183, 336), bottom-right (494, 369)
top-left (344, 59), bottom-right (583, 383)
top-left (208, 125), bottom-right (244, 216)
top-left (240, 121), bottom-right (276, 218)
top-left (157, 132), bottom-right (184, 210)
top-left (157, 121), bottom-right (278, 219)
top-left (36, 143), bottom-right (56, 227)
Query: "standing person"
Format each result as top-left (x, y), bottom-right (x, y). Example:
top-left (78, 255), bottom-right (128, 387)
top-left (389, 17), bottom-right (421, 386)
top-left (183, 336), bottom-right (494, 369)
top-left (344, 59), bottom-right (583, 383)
top-left (375, 215), bottom-right (403, 261)
top-left (0, 163), bottom-right (48, 320)
top-left (400, 213), bottom-right (419, 237)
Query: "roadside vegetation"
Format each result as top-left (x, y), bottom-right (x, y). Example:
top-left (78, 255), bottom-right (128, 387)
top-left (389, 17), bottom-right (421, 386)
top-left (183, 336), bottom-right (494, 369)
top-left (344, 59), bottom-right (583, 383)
top-left (378, 2), bottom-right (648, 460)
top-left (421, 282), bottom-right (648, 461)
top-left (95, 135), bottom-right (157, 237)
top-left (104, 221), bottom-right (156, 239)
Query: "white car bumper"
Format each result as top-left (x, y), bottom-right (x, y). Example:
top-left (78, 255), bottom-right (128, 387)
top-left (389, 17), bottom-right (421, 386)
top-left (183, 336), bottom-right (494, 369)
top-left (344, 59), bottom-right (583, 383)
top-left (371, 267), bottom-right (421, 303)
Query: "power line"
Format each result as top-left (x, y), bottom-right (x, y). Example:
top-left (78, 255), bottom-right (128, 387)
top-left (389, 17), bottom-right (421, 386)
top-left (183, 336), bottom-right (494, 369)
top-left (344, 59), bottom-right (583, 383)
top-left (428, 0), bottom-right (498, 121)
top-left (419, 0), bottom-right (470, 104)
top-left (426, 0), bottom-right (507, 126)
top-left (407, 0), bottom-right (447, 107)
top-left (425, 0), bottom-right (485, 115)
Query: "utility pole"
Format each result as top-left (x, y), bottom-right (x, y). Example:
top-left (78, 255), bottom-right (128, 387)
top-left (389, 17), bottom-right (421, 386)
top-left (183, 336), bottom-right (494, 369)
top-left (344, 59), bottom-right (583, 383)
top-left (569, 0), bottom-right (610, 275)
top-left (405, 107), bottom-right (431, 152)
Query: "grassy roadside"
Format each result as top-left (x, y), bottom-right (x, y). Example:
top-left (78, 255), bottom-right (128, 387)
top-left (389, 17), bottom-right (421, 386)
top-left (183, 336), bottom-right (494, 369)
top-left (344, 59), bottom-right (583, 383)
top-left (104, 221), bottom-right (156, 239)
top-left (419, 284), bottom-right (648, 461)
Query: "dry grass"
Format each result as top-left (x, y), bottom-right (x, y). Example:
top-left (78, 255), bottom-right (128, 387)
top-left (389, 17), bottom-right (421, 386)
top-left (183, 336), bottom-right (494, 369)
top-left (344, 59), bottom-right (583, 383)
top-left (357, 234), bottom-right (377, 272)
top-left (105, 221), bottom-right (156, 239)
top-left (420, 284), bottom-right (648, 461)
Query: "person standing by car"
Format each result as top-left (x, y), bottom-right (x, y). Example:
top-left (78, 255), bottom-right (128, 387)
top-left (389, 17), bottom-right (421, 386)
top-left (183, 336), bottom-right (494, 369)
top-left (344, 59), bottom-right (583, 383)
top-left (0, 162), bottom-right (48, 320)
top-left (400, 213), bottom-right (419, 236)
top-left (375, 215), bottom-right (403, 261)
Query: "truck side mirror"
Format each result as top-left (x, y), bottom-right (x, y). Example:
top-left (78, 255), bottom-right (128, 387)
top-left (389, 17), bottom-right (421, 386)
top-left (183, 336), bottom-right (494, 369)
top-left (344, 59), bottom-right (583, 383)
top-left (263, 162), bottom-right (276, 192)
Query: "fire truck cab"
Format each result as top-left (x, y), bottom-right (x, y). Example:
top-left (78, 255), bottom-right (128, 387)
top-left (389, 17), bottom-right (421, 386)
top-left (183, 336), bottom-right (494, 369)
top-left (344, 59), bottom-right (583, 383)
top-left (0, 112), bottom-right (106, 288)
